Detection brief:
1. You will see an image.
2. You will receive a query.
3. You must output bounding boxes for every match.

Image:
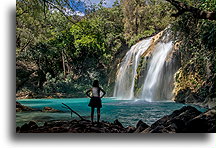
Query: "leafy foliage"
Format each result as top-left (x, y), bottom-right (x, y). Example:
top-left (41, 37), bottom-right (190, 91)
top-left (121, 0), bottom-right (174, 46)
top-left (172, 0), bottom-right (216, 101)
top-left (16, 0), bottom-right (215, 100)
top-left (16, 0), bottom-right (125, 97)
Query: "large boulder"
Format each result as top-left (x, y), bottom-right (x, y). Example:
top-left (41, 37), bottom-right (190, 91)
top-left (142, 106), bottom-right (202, 133)
top-left (184, 109), bottom-right (216, 133)
top-left (19, 121), bottom-right (38, 133)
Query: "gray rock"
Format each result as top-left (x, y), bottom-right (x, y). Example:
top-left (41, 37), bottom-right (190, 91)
top-left (42, 107), bottom-right (63, 113)
top-left (126, 126), bottom-right (136, 133)
top-left (114, 119), bottom-right (124, 128)
top-left (184, 109), bottom-right (216, 133)
top-left (134, 120), bottom-right (149, 133)
top-left (142, 106), bottom-right (203, 133)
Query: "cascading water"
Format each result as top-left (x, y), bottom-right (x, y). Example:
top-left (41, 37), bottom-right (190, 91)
top-left (141, 41), bottom-right (173, 102)
top-left (113, 29), bottom-right (179, 101)
top-left (113, 37), bottom-right (153, 99)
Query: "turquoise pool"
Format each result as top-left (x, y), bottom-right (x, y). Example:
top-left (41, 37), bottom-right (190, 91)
top-left (16, 98), bottom-right (206, 127)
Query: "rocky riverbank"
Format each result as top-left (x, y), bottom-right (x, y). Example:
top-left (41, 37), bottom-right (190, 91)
top-left (16, 101), bottom-right (63, 113)
top-left (172, 75), bottom-right (216, 109)
top-left (16, 104), bottom-right (215, 133)
top-left (142, 106), bottom-right (215, 133)
top-left (16, 92), bottom-right (81, 100)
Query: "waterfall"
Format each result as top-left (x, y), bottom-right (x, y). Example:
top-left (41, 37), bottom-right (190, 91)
top-left (113, 37), bottom-right (153, 99)
top-left (113, 30), bottom-right (179, 101)
top-left (141, 41), bottom-right (173, 102)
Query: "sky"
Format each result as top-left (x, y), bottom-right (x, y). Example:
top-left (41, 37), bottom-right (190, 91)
top-left (76, 0), bottom-right (118, 12)
top-left (84, 0), bottom-right (117, 7)
top-left (63, 0), bottom-right (118, 16)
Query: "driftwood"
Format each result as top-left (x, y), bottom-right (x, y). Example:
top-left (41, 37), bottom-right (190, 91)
top-left (62, 103), bottom-right (86, 121)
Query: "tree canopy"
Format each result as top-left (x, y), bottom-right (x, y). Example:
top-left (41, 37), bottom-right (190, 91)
top-left (165, 0), bottom-right (216, 20)
top-left (16, 0), bottom-right (215, 98)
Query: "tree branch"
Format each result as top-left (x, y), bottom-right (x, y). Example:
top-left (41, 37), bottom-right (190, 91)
top-left (62, 103), bottom-right (87, 120)
top-left (19, 37), bottom-right (34, 53)
top-left (165, 0), bottom-right (216, 20)
top-left (16, 10), bottom-right (28, 17)
top-left (43, 0), bottom-right (85, 31)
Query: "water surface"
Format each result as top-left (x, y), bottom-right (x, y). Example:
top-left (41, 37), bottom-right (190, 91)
top-left (16, 98), bottom-right (206, 127)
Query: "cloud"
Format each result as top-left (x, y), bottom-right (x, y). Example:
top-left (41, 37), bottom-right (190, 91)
top-left (104, 0), bottom-right (117, 7)
top-left (80, 0), bottom-right (117, 8)
top-left (50, 0), bottom-right (118, 17)
top-left (50, 7), bottom-right (85, 16)
top-left (71, 10), bottom-right (85, 16)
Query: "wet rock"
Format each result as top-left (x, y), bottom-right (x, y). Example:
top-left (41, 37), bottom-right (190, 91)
top-left (150, 125), bottom-right (165, 133)
top-left (136, 120), bottom-right (144, 128)
top-left (43, 120), bottom-right (68, 129)
top-left (168, 119), bottom-right (185, 132)
top-left (134, 120), bottom-right (149, 133)
top-left (16, 101), bottom-right (37, 112)
top-left (42, 107), bottom-right (63, 113)
top-left (20, 123), bottom-right (30, 132)
top-left (28, 121), bottom-right (38, 129)
top-left (78, 120), bottom-right (91, 125)
top-left (17, 119), bottom-right (128, 133)
top-left (184, 118), bottom-right (208, 132)
top-left (142, 106), bottom-right (202, 133)
top-left (113, 119), bottom-right (124, 128)
top-left (184, 109), bottom-right (216, 133)
top-left (19, 121), bottom-right (39, 132)
top-left (16, 126), bottom-right (21, 133)
top-left (143, 106), bottom-right (216, 133)
top-left (51, 126), bottom-right (69, 133)
top-left (126, 126), bottom-right (136, 133)
top-left (89, 126), bottom-right (103, 133)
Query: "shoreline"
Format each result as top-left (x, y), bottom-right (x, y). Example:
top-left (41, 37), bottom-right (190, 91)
top-left (16, 92), bottom-right (83, 100)
top-left (16, 92), bottom-right (115, 100)
top-left (16, 96), bottom-right (213, 111)
top-left (16, 104), bottom-right (216, 133)
top-left (16, 90), bottom-right (215, 113)
top-left (16, 91), bottom-right (215, 109)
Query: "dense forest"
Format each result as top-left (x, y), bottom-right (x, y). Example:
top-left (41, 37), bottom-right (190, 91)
top-left (16, 0), bottom-right (215, 107)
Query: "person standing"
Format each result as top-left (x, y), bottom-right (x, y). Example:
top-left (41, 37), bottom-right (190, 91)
top-left (86, 80), bottom-right (106, 125)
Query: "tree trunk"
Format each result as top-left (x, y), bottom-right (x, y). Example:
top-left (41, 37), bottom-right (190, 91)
top-left (62, 50), bottom-right (66, 78)
top-left (165, 0), bottom-right (216, 20)
top-left (62, 103), bottom-right (87, 120)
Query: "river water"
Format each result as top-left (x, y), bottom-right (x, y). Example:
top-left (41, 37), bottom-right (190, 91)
top-left (16, 98), bottom-right (206, 127)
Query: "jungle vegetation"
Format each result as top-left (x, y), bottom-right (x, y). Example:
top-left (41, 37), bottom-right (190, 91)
top-left (16, 0), bottom-right (215, 99)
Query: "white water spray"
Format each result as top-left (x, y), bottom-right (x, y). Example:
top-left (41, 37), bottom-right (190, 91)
top-left (141, 41), bottom-right (173, 101)
top-left (113, 37), bottom-right (152, 99)
top-left (114, 30), bottom-right (178, 101)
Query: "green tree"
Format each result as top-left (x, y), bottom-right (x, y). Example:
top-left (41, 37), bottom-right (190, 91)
top-left (172, 0), bottom-right (216, 102)
top-left (121, 0), bottom-right (174, 45)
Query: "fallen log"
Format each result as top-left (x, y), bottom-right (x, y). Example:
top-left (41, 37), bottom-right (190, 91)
top-left (62, 103), bottom-right (87, 121)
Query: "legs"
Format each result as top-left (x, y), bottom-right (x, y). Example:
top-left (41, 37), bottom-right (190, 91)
top-left (97, 107), bottom-right (100, 124)
top-left (90, 107), bottom-right (100, 124)
top-left (91, 107), bottom-right (94, 123)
